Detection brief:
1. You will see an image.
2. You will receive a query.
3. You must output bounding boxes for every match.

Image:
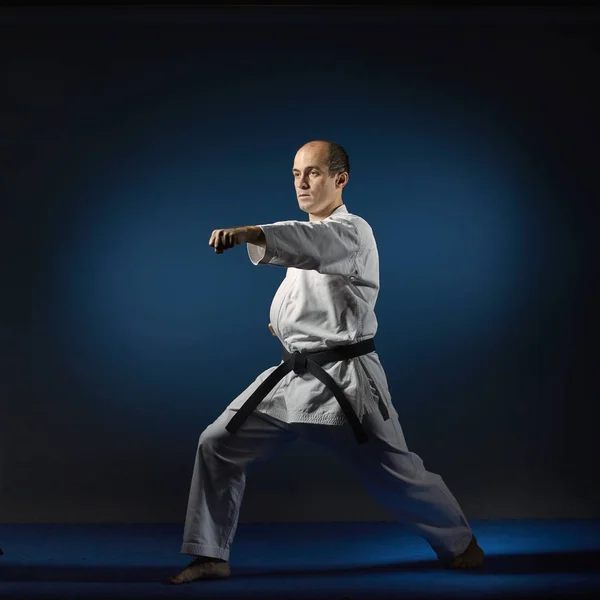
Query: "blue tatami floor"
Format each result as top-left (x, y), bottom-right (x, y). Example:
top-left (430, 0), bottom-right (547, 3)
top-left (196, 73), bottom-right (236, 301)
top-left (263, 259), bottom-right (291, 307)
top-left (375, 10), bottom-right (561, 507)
top-left (1, 520), bottom-right (599, 599)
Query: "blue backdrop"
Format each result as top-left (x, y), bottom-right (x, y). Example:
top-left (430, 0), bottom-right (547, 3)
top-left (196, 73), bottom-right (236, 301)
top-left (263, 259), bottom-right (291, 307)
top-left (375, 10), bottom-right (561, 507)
top-left (1, 7), bottom-right (597, 523)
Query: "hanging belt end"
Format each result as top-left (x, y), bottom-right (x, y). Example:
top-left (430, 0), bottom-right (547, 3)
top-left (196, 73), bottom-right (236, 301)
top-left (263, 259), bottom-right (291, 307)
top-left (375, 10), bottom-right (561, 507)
top-left (225, 417), bottom-right (241, 434)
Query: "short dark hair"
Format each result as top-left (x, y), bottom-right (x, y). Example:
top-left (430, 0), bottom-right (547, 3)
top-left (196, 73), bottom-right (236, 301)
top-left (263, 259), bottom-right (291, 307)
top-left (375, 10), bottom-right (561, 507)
top-left (325, 141), bottom-right (350, 176)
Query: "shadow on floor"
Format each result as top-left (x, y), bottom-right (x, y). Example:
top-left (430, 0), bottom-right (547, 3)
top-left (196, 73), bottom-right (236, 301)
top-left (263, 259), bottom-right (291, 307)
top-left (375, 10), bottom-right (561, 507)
top-left (1, 550), bottom-right (599, 583)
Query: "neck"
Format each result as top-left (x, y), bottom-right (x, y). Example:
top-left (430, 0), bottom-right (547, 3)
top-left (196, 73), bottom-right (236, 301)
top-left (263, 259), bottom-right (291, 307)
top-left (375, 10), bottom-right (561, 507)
top-left (309, 199), bottom-right (343, 222)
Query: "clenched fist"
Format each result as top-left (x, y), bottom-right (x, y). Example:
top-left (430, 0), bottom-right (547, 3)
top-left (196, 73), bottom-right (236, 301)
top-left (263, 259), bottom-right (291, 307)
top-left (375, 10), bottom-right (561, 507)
top-left (209, 228), bottom-right (243, 254)
top-left (209, 226), bottom-right (266, 254)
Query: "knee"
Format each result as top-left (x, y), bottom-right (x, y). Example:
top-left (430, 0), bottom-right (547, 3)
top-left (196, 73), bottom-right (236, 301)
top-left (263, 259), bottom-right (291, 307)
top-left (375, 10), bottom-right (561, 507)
top-left (197, 420), bottom-right (236, 461)
top-left (199, 423), bottom-right (226, 451)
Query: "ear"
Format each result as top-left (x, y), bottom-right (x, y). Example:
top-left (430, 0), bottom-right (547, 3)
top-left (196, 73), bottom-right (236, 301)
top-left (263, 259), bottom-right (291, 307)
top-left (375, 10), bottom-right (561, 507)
top-left (335, 172), bottom-right (349, 189)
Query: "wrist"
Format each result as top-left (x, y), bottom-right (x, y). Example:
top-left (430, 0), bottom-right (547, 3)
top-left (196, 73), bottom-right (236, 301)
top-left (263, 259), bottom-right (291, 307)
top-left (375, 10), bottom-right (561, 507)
top-left (241, 226), bottom-right (266, 247)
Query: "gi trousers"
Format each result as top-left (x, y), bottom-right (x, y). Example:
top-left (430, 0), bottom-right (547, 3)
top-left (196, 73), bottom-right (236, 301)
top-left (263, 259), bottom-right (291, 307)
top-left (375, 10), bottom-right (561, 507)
top-left (180, 404), bottom-right (473, 562)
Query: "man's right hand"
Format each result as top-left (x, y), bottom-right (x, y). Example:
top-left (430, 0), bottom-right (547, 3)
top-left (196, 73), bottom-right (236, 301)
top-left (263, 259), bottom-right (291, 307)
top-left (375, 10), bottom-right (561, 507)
top-left (209, 226), bottom-right (266, 254)
top-left (209, 227), bottom-right (245, 254)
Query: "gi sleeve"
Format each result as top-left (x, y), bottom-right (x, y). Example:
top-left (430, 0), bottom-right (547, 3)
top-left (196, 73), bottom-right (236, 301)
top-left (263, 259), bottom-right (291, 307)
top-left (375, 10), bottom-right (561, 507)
top-left (247, 217), bottom-right (361, 276)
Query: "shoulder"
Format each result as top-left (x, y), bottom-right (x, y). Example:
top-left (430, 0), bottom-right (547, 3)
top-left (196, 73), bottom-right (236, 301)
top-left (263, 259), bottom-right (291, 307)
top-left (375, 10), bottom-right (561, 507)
top-left (331, 210), bottom-right (375, 243)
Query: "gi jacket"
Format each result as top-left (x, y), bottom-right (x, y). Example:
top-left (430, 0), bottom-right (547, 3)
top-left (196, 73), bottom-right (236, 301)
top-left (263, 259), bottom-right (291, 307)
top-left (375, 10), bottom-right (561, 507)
top-left (227, 205), bottom-right (396, 425)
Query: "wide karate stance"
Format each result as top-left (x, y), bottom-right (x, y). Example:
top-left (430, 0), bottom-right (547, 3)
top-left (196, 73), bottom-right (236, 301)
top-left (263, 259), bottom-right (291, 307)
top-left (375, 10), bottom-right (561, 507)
top-left (170, 140), bottom-right (484, 583)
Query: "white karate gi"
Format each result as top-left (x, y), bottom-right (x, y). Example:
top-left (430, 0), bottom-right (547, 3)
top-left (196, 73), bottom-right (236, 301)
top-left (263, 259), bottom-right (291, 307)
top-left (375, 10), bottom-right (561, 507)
top-left (181, 205), bottom-right (473, 561)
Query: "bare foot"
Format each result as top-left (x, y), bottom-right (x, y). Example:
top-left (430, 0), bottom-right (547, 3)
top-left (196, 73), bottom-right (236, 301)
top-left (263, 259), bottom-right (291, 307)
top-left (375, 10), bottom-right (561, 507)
top-left (169, 556), bottom-right (231, 584)
top-left (448, 535), bottom-right (484, 569)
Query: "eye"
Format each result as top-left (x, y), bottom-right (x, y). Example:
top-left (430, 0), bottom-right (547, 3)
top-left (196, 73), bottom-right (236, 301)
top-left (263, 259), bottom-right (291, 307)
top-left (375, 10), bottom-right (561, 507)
top-left (310, 170), bottom-right (319, 176)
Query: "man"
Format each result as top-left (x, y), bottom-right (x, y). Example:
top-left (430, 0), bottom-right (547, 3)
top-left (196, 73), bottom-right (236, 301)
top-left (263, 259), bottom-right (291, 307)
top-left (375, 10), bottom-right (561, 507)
top-left (170, 140), bottom-right (484, 584)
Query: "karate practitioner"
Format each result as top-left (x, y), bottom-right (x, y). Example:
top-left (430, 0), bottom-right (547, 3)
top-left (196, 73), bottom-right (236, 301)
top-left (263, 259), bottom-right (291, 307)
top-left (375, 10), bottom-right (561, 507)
top-left (170, 140), bottom-right (484, 583)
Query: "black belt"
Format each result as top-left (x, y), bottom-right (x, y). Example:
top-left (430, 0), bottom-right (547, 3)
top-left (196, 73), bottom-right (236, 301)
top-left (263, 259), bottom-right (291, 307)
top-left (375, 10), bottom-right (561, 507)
top-left (226, 338), bottom-right (377, 444)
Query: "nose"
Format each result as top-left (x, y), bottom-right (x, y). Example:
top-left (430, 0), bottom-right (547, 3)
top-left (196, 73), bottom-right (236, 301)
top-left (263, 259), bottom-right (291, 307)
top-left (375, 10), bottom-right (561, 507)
top-left (297, 175), bottom-right (309, 190)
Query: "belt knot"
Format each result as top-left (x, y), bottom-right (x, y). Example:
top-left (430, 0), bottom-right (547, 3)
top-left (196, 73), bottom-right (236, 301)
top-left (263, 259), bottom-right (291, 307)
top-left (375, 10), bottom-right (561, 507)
top-left (291, 351), bottom-right (308, 375)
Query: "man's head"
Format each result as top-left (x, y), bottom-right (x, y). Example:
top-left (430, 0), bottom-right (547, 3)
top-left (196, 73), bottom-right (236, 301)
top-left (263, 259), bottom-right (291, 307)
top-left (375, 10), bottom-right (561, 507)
top-left (292, 140), bottom-right (350, 221)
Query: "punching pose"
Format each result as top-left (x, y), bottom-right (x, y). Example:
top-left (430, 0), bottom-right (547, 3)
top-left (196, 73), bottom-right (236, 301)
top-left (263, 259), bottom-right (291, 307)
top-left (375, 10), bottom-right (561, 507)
top-left (170, 140), bottom-right (484, 583)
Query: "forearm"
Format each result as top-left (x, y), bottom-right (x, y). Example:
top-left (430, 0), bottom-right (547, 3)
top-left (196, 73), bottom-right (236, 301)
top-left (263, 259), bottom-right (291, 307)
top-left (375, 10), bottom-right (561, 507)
top-left (209, 225), bottom-right (266, 253)
top-left (239, 225), bottom-right (266, 248)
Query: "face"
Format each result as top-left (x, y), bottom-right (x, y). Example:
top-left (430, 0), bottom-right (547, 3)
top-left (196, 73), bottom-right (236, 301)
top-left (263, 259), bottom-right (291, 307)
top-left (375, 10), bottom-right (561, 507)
top-left (292, 143), bottom-right (347, 218)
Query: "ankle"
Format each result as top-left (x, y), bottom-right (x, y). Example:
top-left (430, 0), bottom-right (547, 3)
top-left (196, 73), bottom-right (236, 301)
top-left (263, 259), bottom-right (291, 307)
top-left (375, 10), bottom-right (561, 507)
top-left (195, 555), bottom-right (225, 563)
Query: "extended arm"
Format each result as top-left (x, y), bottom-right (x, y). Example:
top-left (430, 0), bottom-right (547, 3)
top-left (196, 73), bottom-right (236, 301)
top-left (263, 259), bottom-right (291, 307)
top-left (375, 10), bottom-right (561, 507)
top-left (247, 218), bottom-right (362, 276)
top-left (209, 216), bottom-right (368, 278)
top-left (209, 226), bottom-right (266, 253)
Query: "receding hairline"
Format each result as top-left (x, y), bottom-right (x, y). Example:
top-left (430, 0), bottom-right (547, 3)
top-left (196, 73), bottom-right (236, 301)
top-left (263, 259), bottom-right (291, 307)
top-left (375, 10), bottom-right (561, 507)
top-left (294, 140), bottom-right (350, 176)
top-left (301, 139), bottom-right (329, 149)
top-left (293, 141), bottom-right (329, 169)
top-left (295, 140), bottom-right (329, 156)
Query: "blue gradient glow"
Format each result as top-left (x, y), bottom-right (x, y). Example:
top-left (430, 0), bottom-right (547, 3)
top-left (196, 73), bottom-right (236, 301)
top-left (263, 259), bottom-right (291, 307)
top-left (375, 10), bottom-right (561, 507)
top-left (4, 8), bottom-right (594, 525)
top-left (49, 96), bottom-right (539, 423)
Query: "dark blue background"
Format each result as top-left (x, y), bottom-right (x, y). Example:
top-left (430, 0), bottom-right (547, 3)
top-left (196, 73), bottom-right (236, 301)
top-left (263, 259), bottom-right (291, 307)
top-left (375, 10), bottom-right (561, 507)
top-left (1, 7), bottom-right (597, 523)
